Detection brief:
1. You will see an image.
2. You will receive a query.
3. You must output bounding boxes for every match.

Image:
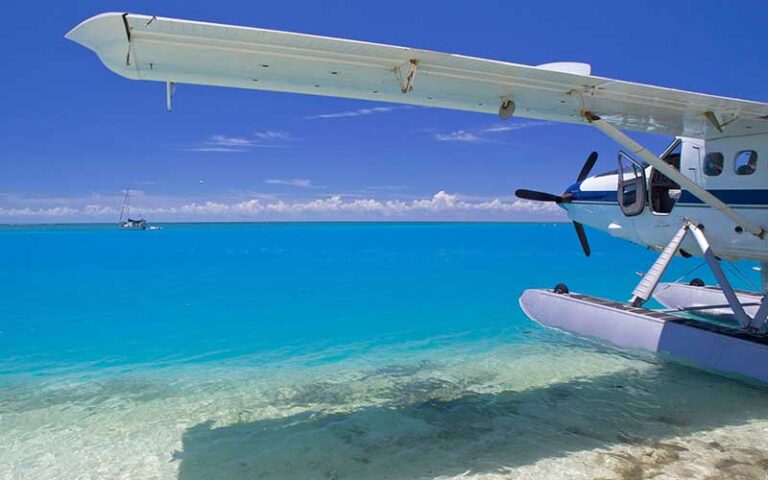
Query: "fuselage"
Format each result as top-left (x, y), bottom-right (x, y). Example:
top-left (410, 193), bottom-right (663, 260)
top-left (562, 134), bottom-right (768, 262)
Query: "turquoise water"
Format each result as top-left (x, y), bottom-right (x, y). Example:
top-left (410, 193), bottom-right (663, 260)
top-left (1, 223), bottom-right (767, 479)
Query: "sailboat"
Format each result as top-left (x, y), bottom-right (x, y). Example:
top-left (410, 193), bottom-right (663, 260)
top-left (118, 189), bottom-right (148, 230)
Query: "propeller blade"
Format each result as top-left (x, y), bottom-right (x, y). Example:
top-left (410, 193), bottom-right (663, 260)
top-left (515, 189), bottom-right (562, 202)
top-left (576, 151), bottom-right (599, 182)
top-left (573, 221), bottom-right (591, 257)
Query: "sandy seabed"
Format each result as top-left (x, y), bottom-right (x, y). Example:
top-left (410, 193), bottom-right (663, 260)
top-left (2, 338), bottom-right (767, 480)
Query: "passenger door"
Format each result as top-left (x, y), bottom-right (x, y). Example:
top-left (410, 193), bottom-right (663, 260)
top-left (617, 151), bottom-right (647, 216)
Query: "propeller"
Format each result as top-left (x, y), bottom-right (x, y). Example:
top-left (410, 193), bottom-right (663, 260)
top-left (514, 151), bottom-right (598, 257)
top-left (514, 189), bottom-right (563, 203)
top-left (577, 151), bottom-right (599, 182)
top-left (572, 221), bottom-right (591, 257)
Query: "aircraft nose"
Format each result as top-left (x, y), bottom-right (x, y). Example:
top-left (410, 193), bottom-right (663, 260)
top-left (516, 151), bottom-right (598, 207)
top-left (514, 177), bottom-right (588, 207)
top-left (559, 181), bottom-right (582, 203)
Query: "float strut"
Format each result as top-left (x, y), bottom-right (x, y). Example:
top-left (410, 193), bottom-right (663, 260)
top-left (753, 297), bottom-right (768, 332)
top-left (630, 223), bottom-right (689, 306)
top-left (751, 263), bottom-right (768, 331)
top-left (629, 221), bottom-right (764, 331)
top-left (687, 223), bottom-right (754, 329)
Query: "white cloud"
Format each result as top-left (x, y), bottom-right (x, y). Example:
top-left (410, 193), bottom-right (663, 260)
top-left (187, 131), bottom-right (293, 152)
top-left (209, 135), bottom-right (255, 147)
top-left (481, 122), bottom-right (551, 133)
top-left (0, 206), bottom-right (79, 217)
top-left (0, 191), bottom-right (564, 222)
top-left (0, 190), bottom-right (565, 223)
top-left (264, 178), bottom-right (313, 188)
top-left (185, 147), bottom-right (250, 153)
top-left (433, 130), bottom-right (483, 143)
top-left (434, 121), bottom-right (552, 143)
top-left (305, 106), bottom-right (408, 120)
top-left (254, 130), bottom-right (291, 141)
top-left (83, 204), bottom-right (119, 216)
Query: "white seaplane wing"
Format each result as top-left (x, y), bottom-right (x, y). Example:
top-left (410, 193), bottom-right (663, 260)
top-left (67, 13), bottom-right (768, 139)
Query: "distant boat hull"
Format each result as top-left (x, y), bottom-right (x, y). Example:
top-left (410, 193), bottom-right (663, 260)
top-left (119, 219), bottom-right (147, 230)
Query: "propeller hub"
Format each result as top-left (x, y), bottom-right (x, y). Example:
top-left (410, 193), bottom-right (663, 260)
top-left (513, 151), bottom-right (598, 257)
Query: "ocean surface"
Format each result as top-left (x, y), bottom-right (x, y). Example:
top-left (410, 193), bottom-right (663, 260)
top-left (1, 222), bottom-right (767, 480)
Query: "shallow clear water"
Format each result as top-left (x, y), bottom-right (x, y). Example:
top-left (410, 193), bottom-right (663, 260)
top-left (1, 223), bottom-right (767, 480)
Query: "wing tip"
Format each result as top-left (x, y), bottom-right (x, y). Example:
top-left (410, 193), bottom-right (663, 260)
top-left (65, 12), bottom-right (127, 46)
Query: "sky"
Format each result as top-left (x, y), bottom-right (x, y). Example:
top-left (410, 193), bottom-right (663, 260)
top-left (1, 0), bottom-right (766, 222)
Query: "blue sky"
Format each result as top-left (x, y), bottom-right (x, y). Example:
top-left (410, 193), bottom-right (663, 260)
top-left (1, 0), bottom-right (766, 222)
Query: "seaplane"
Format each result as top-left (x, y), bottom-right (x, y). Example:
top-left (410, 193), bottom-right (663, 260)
top-left (67, 13), bottom-right (768, 383)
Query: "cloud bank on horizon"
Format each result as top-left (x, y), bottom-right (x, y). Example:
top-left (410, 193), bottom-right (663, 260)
top-left (0, 191), bottom-right (564, 223)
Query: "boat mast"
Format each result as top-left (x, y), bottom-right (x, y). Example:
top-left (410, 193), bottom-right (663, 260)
top-left (119, 189), bottom-right (130, 224)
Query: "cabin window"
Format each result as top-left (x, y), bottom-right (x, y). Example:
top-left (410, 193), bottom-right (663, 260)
top-left (734, 150), bottom-right (757, 175)
top-left (703, 152), bottom-right (724, 176)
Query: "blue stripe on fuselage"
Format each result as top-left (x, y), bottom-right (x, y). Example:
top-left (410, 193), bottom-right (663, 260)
top-left (571, 190), bottom-right (617, 202)
top-left (677, 189), bottom-right (768, 205)
top-left (570, 189), bottom-right (768, 206)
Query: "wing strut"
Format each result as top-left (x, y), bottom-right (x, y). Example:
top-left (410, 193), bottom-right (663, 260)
top-left (583, 111), bottom-right (765, 239)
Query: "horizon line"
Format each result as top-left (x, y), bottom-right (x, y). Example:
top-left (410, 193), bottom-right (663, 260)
top-left (0, 219), bottom-right (571, 227)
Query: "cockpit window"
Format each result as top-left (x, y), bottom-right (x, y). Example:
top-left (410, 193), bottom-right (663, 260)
top-left (734, 150), bottom-right (757, 175)
top-left (703, 152), bottom-right (724, 176)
